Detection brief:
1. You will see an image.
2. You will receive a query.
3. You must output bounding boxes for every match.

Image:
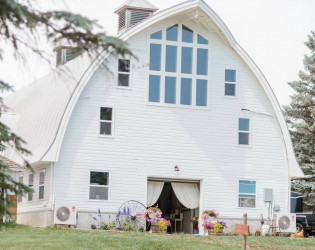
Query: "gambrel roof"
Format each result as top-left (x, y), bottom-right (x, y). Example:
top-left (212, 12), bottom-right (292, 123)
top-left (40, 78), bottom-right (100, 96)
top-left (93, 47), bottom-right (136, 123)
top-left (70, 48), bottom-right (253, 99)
top-left (3, 0), bottom-right (304, 178)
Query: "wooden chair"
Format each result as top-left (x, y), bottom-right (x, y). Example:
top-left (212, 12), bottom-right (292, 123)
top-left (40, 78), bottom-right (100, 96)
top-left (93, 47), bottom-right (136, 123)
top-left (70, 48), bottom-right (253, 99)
top-left (174, 213), bottom-right (183, 233)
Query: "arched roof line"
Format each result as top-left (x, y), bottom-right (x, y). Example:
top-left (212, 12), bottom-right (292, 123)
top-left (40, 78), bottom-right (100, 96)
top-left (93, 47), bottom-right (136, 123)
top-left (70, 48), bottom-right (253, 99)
top-left (42, 0), bottom-right (303, 178)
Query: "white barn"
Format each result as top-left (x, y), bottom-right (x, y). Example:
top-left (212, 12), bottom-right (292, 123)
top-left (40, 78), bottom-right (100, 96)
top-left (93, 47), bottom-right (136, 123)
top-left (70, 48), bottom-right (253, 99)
top-left (3, 0), bottom-right (304, 233)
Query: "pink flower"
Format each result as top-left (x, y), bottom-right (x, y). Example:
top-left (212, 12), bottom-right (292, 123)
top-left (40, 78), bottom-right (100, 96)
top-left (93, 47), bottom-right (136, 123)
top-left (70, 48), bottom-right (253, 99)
top-left (215, 212), bottom-right (220, 218)
top-left (155, 210), bottom-right (162, 218)
top-left (201, 213), bottom-right (209, 221)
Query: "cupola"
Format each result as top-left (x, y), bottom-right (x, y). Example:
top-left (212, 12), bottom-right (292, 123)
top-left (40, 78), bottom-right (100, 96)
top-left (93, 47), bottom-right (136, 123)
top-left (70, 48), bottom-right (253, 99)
top-left (115, 0), bottom-right (158, 34)
top-left (54, 40), bottom-right (83, 67)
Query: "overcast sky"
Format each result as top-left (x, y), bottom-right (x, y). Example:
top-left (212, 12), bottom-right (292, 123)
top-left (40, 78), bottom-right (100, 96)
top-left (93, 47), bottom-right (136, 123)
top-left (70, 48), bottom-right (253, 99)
top-left (1, 0), bottom-right (314, 105)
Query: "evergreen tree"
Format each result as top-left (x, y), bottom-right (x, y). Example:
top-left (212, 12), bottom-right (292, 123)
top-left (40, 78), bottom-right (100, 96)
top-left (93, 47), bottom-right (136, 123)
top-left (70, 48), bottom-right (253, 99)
top-left (0, 0), bottom-right (132, 220)
top-left (283, 31), bottom-right (315, 209)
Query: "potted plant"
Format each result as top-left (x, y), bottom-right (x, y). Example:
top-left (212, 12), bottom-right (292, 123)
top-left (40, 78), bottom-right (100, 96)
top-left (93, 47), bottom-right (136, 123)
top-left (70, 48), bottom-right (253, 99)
top-left (190, 216), bottom-right (199, 234)
top-left (142, 205), bottom-right (162, 233)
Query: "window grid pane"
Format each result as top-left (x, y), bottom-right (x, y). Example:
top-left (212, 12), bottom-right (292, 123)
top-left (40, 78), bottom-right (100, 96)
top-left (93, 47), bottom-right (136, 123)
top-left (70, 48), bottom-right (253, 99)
top-left (181, 47), bottom-right (193, 74)
top-left (165, 45), bottom-right (177, 73)
top-left (180, 78), bottom-right (192, 105)
top-left (196, 79), bottom-right (207, 106)
top-left (166, 24), bottom-right (178, 41)
top-left (100, 108), bottom-right (112, 121)
top-left (118, 59), bottom-right (130, 72)
top-left (118, 74), bottom-right (129, 87)
top-left (225, 83), bottom-right (235, 96)
top-left (225, 69), bottom-right (236, 82)
top-left (182, 25), bottom-right (193, 43)
top-left (149, 75), bottom-right (160, 102)
top-left (197, 48), bottom-right (208, 75)
top-left (165, 77), bottom-right (176, 104)
top-left (238, 180), bottom-right (256, 208)
top-left (150, 30), bottom-right (162, 40)
top-left (100, 122), bottom-right (112, 135)
top-left (150, 44), bottom-right (161, 71)
top-left (239, 118), bottom-right (249, 131)
top-left (197, 34), bottom-right (208, 45)
top-left (90, 171), bottom-right (109, 186)
top-left (89, 186), bottom-right (109, 200)
top-left (239, 132), bottom-right (249, 145)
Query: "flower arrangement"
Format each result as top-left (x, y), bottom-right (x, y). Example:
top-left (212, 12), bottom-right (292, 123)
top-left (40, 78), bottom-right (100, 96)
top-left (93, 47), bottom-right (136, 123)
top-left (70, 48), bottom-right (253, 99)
top-left (190, 216), bottom-right (199, 230)
top-left (158, 219), bottom-right (171, 231)
top-left (201, 210), bottom-right (226, 235)
top-left (255, 229), bottom-right (261, 236)
top-left (202, 210), bottom-right (219, 219)
top-left (202, 222), bottom-right (213, 230)
top-left (142, 205), bottom-right (162, 220)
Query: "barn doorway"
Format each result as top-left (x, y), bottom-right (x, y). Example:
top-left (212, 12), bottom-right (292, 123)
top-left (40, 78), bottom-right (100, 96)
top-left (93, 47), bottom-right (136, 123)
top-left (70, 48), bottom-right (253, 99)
top-left (147, 178), bottom-right (200, 234)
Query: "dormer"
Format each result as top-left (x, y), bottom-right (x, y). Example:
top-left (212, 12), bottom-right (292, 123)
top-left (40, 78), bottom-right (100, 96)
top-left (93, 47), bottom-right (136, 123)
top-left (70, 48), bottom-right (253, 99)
top-left (115, 0), bottom-right (158, 34)
top-left (54, 41), bottom-right (83, 67)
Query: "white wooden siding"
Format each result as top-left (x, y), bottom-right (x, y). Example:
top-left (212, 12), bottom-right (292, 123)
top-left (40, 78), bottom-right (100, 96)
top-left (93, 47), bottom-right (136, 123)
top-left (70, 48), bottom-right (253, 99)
top-left (17, 162), bottom-right (52, 213)
top-left (53, 16), bottom-right (289, 219)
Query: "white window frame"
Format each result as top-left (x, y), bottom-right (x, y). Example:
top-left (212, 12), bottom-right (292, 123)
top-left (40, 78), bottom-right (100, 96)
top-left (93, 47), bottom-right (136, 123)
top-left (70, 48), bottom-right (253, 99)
top-left (238, 179), bottom-right (257, 208)
top-left (99, 107), bottom-right (114, 137)
top-left (238, 118), bottom-right (251, 146)
top-left (38, 169), bottom-right (45, 200)
top-left (147, 22), bottom-right (211, 110)
top-left (88, 170), bottom-right (110, 201)
top-left (118, 59), bottom-right (131, 88)
top-left (28, 173), bottom-right (34, 202)
top-left (224, 69), bottom-right (237, 97)
top-left (18, 175), bottom-right (23, 203)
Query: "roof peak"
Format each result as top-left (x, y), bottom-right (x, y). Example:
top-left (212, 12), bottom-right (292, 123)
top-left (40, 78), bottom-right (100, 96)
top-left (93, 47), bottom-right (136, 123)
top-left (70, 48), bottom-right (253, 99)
top-left (114, 0), bottom-right (158, 14)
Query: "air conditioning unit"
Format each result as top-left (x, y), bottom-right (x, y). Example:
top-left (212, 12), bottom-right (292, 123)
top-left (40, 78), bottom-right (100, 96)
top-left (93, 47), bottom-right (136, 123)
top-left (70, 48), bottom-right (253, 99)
top-left (54, 204), bottom-right (77, 225)
top-left (276, 213), bottom-right (296, 233)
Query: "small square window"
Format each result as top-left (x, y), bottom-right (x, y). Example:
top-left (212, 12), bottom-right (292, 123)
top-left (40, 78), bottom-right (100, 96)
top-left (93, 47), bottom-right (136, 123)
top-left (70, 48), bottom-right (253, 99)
top-left (238, 118), bottom-right (250, 145)
top-left (100, 107), bottom-right (113, 136)
top-left (238, 180), bottom-right (256, 208)
top-left (89, 171), bottom-right (109, 200)
top-left (118, 59), bottom-right (130, 87)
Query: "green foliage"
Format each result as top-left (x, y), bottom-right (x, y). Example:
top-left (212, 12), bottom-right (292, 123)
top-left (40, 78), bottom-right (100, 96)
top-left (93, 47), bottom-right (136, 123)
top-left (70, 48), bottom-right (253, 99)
top-left (283, 31), bottom-right (315, 208)
top-left (99, 220), bottom-right (115, 230)
top-left (0, 0), bottom-right (133, 221)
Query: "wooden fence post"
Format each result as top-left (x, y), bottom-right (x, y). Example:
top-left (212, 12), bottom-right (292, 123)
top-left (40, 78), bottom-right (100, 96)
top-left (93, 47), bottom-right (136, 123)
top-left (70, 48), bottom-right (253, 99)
top-left (242, 213), bottom-right (247, 250)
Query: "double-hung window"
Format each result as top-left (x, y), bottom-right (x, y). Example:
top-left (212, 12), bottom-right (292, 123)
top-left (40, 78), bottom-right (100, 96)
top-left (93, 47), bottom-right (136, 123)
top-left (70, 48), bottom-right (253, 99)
top-left (118, 59), bottom-right (130, 87)
top-left (99, 107), bottom-right (113, 136)
top-left (238, 118), bottom-right (250, 145)
top-left (28, 174), bottom-right (33, 201)
top-left (89, 171), bottom-right (109, 200)
top-left (225, 69), bottom-right (236, 96)
top-left (238, 180), bottom-right (256, 208)
top-left (18, 176), bottom-right (23, 203)
top-left (39, 169), bottom-right (45, 200)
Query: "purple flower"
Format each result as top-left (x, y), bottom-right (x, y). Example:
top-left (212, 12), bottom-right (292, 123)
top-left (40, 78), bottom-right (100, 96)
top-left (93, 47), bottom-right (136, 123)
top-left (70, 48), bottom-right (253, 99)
top-left (123, 207), bottom-right (126, 215)
top-left (108, 215), bottom-right (111, 220)
top-left (93, 217), bottom-right (97, 221)
top-left (127, 207), bottom-right (130, 214)
top-left (98, 209), bottom-right (101, 216)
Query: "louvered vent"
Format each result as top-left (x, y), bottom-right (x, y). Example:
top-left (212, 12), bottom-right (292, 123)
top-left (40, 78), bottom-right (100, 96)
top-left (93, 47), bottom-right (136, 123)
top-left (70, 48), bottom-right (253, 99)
top-left (130, 10), bottom-right (151, 25)
top-left (65, 49), bottom-right (73, 63)
top-left (119, 11), bottom-right (126, 29)
top-left (56, 50), bottom-right (62, 67)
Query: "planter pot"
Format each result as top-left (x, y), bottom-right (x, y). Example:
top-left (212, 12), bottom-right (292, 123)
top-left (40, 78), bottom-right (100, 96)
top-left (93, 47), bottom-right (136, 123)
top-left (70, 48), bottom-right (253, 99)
top-left (208, 227), bottom-right (224, 235)
top-left (195, 229), bottom-right (199, 234)
top-left (167, 226), bottom-right (172, 234)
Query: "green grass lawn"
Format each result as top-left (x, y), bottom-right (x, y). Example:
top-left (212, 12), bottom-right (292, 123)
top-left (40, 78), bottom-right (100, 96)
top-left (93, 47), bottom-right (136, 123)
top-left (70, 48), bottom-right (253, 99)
top-left (0, 223), bottom-right (314, 250)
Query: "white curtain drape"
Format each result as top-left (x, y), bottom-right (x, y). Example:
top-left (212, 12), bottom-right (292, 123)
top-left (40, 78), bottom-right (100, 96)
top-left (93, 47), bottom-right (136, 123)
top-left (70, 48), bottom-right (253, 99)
top-left (147, 181), bottom-right (164, 207)
top-left (171, 182), bottom-right (200, 209)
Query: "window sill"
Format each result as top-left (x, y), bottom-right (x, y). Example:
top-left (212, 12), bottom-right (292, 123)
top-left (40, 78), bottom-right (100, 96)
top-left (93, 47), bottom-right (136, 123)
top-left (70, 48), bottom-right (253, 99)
top-left (237, 207), bottom-right (257, 210)
top-left (146, 102), bottom-right (210, 111)
top-left (223, 95), bottom-right (237, 99)
top-left (237, 144), bottom-right (251, 148)
top-left (88, 199), bottom-right (110, 202)
top-left (98, 135), bottom-right (114, 139)
top-left (117, 86), bottom-right (132, 90)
